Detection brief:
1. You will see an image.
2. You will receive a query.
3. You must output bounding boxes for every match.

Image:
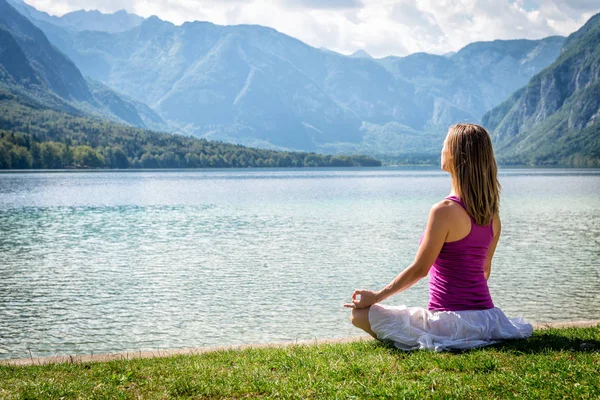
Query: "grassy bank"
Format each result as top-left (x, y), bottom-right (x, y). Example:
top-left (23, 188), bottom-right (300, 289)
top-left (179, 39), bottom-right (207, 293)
top-left (1, 326), bottom-right (598, 399)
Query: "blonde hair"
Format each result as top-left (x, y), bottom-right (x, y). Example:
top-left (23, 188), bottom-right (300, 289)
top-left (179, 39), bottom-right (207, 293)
top-left (446, 123), bottom-right (500, 226)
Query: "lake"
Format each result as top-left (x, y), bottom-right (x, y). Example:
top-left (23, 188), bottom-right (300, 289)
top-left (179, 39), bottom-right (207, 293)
top-left (0, 168), bottom-right (598, 359)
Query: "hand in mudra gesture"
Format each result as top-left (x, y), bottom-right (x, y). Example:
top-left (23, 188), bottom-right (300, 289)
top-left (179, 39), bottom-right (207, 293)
top-left (343, 289), bottom-right (379, 309)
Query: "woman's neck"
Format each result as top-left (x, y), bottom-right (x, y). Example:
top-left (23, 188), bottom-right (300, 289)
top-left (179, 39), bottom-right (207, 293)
top-left (449, 179), bottom-right (458, 197)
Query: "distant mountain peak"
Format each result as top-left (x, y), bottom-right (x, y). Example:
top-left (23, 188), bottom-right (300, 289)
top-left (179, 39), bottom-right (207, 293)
top-left (144, 15), bottom-right (170, 25)
top-left (62, 8), bottom-right (142, 18)
top-left (350, 49), bottom-right (372, 59)
top-left (180, 19), bottom-right (215, 28)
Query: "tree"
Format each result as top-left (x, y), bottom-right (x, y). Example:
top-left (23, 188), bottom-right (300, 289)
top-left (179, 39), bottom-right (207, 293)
top-left (73, 146), bottom-right (105, 168)
top-left (40, 142), bottom-right (63, 169)
top-left (184, 153), bottom-right (200, 168)
top-left (62, 145), bottom-right (74, 167)
top-left (113, 147), bottom-right (129, 169)
top-left (0, 143), bottom-right (10, 169)
top-left (10, 146), bottom-right (33, 169)
top-left (140, 152), bottom-right (159, 168)
top-left (30, 142), bottom-right (42, 169)
top-left (160, 151), bottom-right (179, 168)
top-left (304, 154), bottom-right (320, 167)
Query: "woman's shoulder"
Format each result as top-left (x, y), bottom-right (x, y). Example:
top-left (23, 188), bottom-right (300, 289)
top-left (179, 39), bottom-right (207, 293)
top-left (430, 198), bottom-right (464, 214)
top-left (429, 198), bottom-right (474, 226)
top-left (426, 199), bottom-right (463, 226)
top-left (433, 198), bottom-right (501, 230)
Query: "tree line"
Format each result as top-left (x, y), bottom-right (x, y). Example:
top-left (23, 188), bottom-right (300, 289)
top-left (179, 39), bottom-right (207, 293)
top-left (0, 91), bottom-right (381, 169)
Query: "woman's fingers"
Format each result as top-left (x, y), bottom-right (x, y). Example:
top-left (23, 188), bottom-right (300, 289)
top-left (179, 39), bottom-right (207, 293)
top-left (344, 289), bottom-right (364, 308)
top-left (345, 289), bottom-right (368, 308)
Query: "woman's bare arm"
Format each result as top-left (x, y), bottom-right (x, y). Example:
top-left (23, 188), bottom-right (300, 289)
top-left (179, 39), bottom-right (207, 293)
top-left (375, 202), bottom-right (450, 301)
top-left (484, 214), bottom-right (501, 280)
top-left (345, 202), bottom-right (450, 308)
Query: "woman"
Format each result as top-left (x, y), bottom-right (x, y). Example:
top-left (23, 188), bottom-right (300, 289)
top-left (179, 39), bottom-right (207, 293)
top-left (344, 123), bottom-right (532, 351)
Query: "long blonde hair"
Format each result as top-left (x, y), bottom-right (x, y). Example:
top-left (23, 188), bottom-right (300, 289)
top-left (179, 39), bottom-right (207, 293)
top-left (446, 123), bottom-right (500, 226)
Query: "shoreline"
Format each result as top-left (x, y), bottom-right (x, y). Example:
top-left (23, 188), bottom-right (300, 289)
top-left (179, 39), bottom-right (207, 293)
top-left (1, 166), bottom-right (599, 174)
top-left (3, 320), bottom-right (598, 367)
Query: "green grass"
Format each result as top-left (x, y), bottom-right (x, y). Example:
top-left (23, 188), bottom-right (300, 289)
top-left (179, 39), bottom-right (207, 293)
top-left (1, 327), bottom-right (598, 399)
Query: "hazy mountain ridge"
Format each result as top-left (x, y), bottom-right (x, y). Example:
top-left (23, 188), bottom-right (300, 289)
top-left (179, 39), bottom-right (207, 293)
top-left (8, 0), bottom-right (597, 165)
top-left (16, 6), bottom-right (565, 154)
top-left (350, 50), bottom-right (372, 59)
top-left (7, 0), bottom-right (143, 33)
top-left (0, 0), bottom-right (167, 130)
top-left (482, 13), bottom-right (600, 166)
top-left (377, 37), bottom-right (565, 125)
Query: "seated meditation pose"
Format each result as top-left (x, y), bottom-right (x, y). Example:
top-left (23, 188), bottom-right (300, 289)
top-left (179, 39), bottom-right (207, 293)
top-left (344, 123), bottom-right (533, 351)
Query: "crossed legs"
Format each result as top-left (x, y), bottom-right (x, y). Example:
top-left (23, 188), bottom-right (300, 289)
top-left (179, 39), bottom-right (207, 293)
top-left (349, 307), bottom-right (378, 339)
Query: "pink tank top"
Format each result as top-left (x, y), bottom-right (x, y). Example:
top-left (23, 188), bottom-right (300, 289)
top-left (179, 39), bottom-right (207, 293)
top-left (426, 196), bottom-right (495, 311)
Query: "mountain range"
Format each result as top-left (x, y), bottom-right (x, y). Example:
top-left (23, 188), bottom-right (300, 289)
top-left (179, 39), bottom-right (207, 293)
top-left (7, 0), bottom-right (143, 33)
top-left (482, 14), bottom-right (600, 166)
top-left (7, 0), bottom-right (566, 154)
top-left (0, 0), bottom-right (166, 131)
top-left (1, 0), bottom-right (599, 165)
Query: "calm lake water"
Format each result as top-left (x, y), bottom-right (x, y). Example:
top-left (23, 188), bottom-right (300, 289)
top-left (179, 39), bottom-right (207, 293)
top-left (0, 168), bottom-right (599, 359)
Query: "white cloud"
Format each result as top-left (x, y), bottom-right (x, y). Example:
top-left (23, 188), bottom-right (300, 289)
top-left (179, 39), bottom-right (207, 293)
top-left (22, 0), bottom-right (600, 57)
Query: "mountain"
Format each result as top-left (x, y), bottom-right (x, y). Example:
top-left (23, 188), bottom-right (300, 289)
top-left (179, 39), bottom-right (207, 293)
top-left (0, 0), bottom-right (92, 102)
top-left (24, 12), bottom-right (564, 155)
top-left (0, 0), bottom-right (166, 130)
top-left (10, 1), bottom-right (568, 156)
top-left (32, 18), bottom-right (392, 151)
top-left (0, 28), bottom-right (40, 87)
top-left (482, 13), bottom-right (600, 167)
top-left (7, 0), bottom-right (143, 33)
top-left (377, 37), bottom-right (565, 127)
top-left (350, 50), bottom-right (372, 59)
top-left (58, 9), bottom-right (144, 33)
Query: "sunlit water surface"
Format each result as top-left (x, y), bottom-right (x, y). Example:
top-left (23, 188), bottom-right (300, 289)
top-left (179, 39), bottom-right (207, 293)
top-left (0, 168), bottom-right (598, 359)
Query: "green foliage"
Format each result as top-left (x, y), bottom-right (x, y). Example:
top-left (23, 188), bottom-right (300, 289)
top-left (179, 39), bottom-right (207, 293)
top-left (377, 153), bottom-right (440, 166)
top-left (0, 89), bottom-right (381, 169)
top-left (72, 145), bottom-right (105, 168)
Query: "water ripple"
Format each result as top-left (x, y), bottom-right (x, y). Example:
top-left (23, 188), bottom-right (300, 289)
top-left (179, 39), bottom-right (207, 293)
top-left (0, 168), bottom-right (598, 359)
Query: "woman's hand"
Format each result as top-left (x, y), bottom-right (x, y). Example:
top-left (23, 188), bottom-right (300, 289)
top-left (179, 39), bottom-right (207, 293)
top-left (343, 289), bottom-right (379, 309)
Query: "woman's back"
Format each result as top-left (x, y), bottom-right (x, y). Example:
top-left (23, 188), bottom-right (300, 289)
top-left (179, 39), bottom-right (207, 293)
top-left (428, 195), bottom-right (495, 311)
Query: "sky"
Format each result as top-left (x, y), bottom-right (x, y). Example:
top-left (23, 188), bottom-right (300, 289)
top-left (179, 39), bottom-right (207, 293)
top-left (23, 0), bottom-right (600, 57)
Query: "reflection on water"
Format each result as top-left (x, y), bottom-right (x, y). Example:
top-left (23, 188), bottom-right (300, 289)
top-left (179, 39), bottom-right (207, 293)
top-left (0, 168), bottom-right (599, 359)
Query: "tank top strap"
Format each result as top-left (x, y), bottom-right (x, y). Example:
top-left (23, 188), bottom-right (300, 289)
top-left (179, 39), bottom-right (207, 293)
top-left (445, 195), bottom-right (467, 211)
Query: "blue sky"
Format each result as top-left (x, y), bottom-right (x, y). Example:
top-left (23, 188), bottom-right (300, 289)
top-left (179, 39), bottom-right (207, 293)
top-left (23, 0), bottom-right (600, 57)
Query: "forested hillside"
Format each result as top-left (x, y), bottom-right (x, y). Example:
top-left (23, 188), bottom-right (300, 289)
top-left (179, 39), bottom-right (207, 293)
top-left (0, 89), bottom-right (380, 169)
